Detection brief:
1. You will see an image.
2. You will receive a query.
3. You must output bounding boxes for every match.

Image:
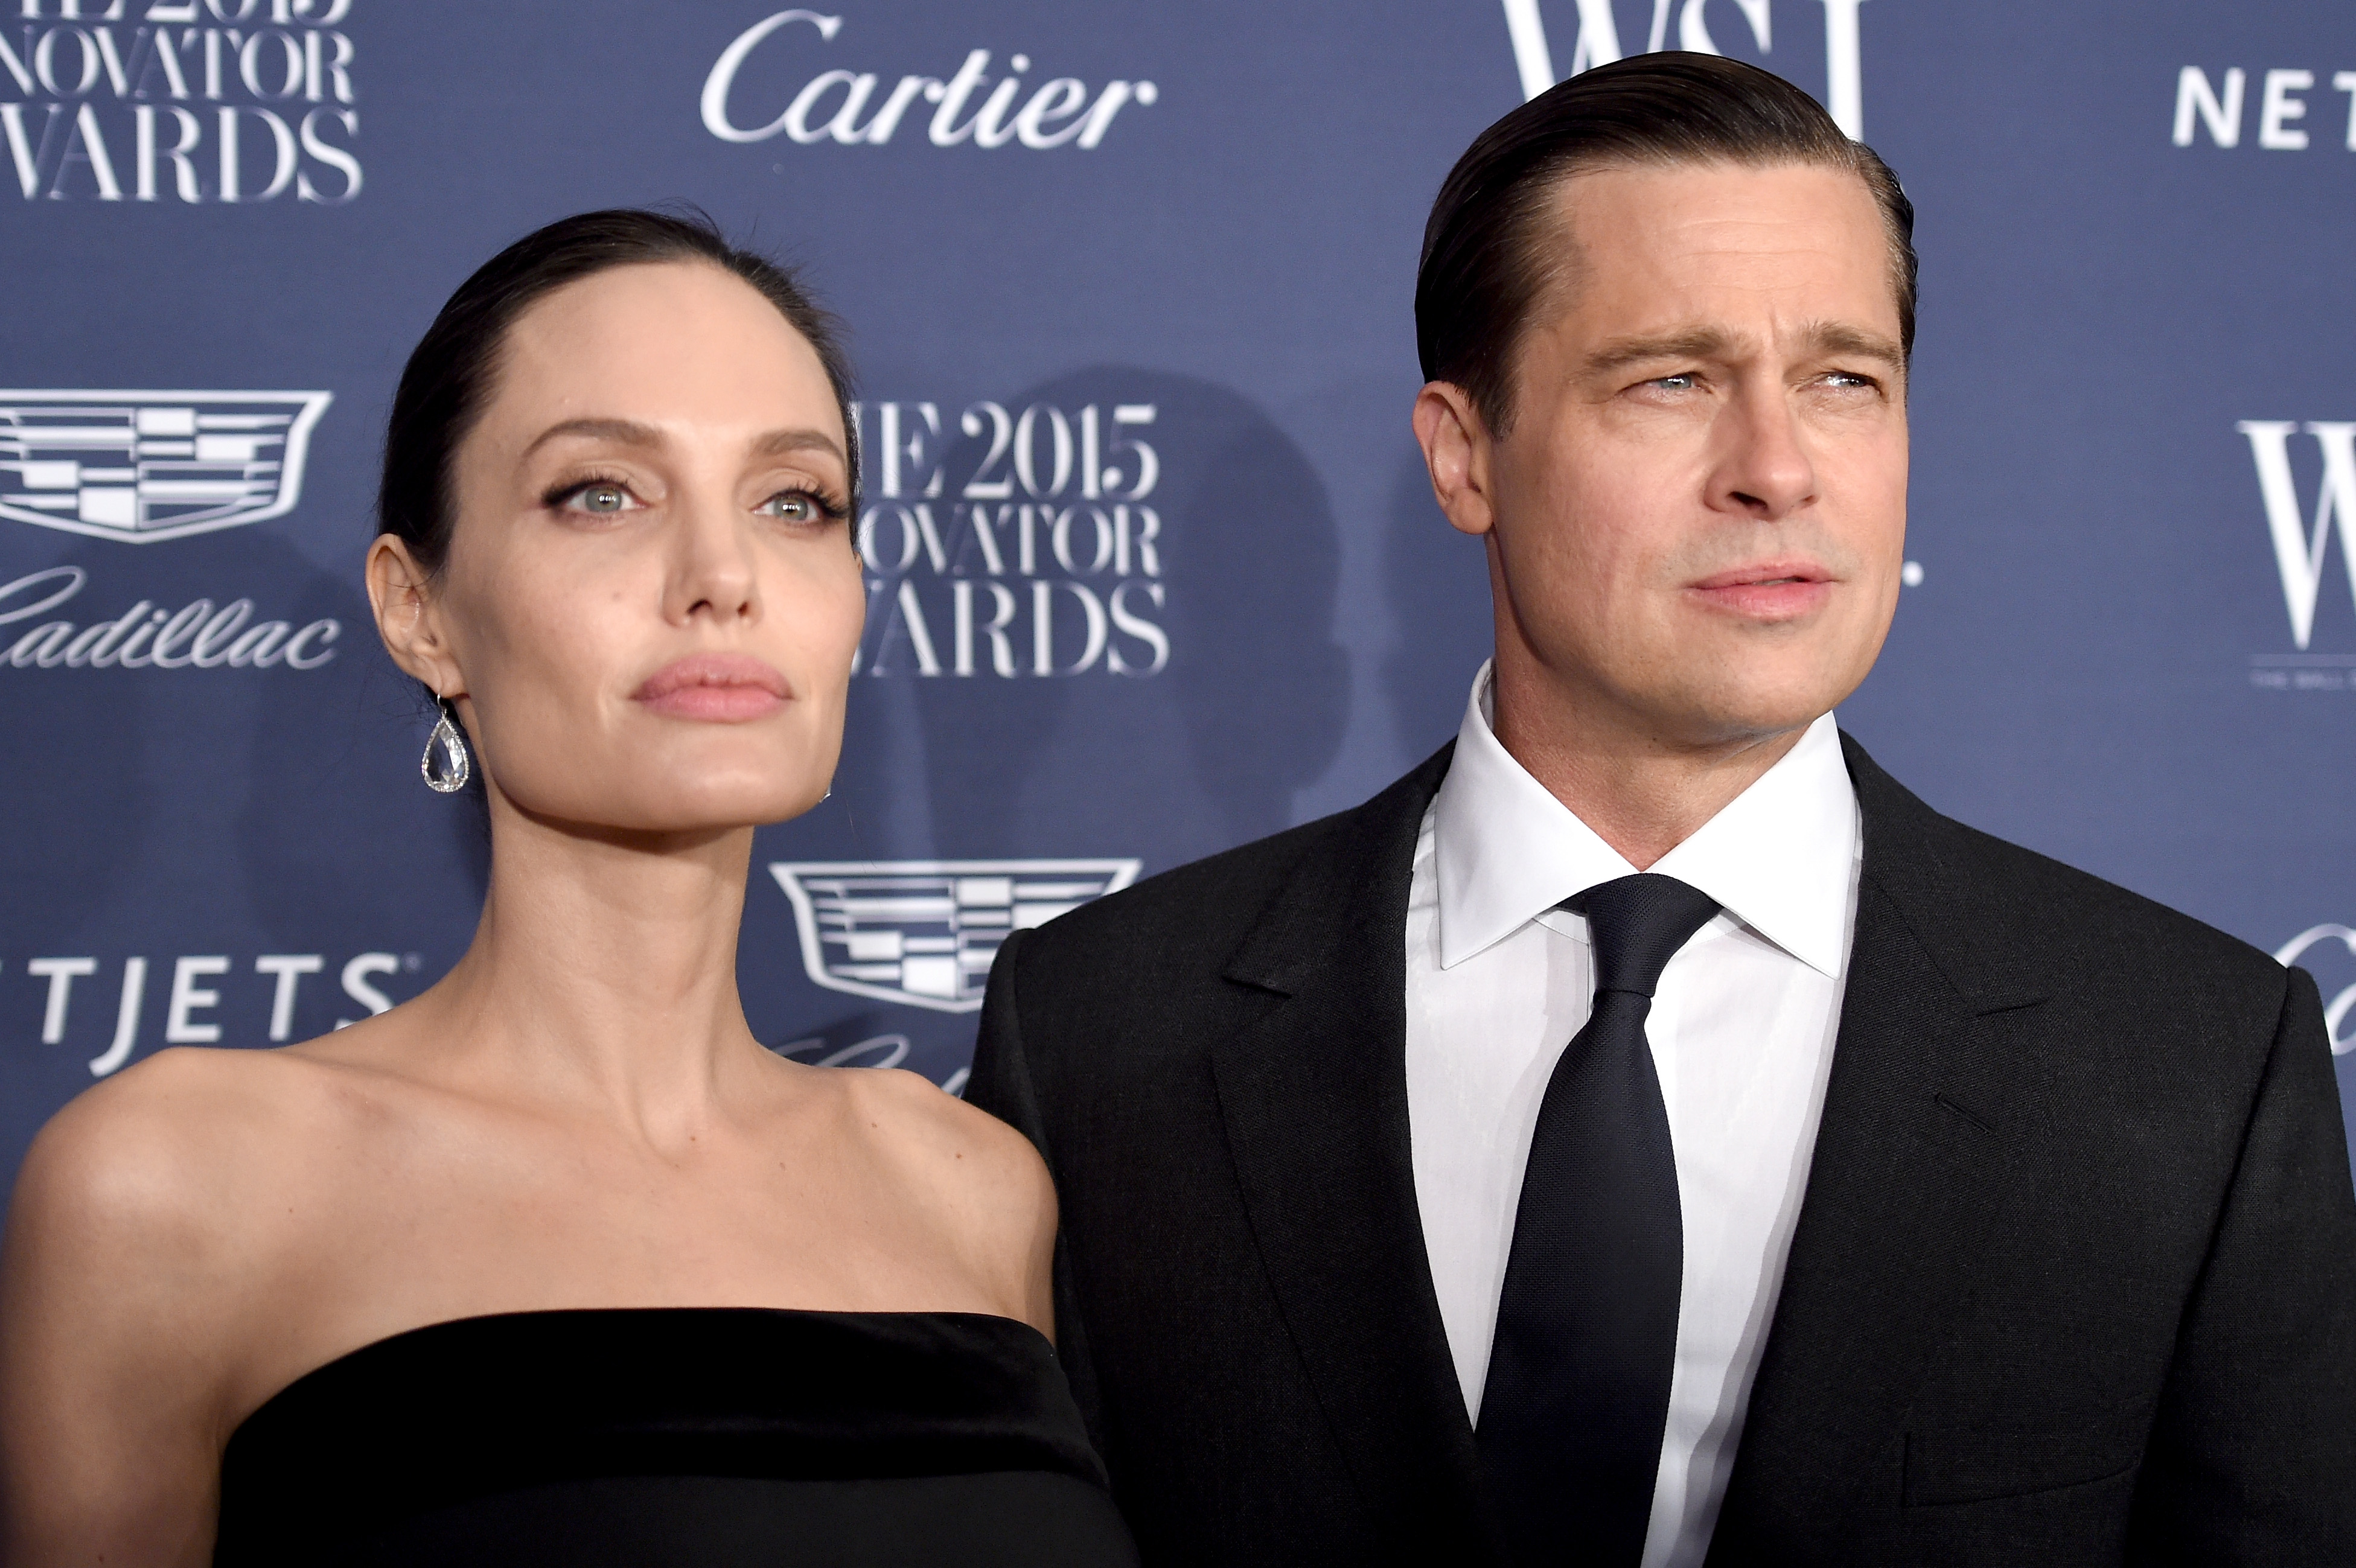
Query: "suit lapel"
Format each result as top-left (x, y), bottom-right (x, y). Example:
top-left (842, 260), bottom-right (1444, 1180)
top-left (1207, 746), bottom-right (1501, 1560)
top-left (1710, 736), bottom-right (2054, 1549)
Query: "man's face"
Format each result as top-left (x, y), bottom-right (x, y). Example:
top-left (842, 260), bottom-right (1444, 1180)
top-left (1455, 160), bottom-right (1909, 750)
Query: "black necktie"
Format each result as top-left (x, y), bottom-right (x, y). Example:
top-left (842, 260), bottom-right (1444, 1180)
top-left (1476, 873), bottom-right (1721, 1568)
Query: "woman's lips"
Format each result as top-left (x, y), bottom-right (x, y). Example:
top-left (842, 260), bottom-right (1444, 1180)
top-left (1686, 563), bottom-right (1834, 620)
top-left (633, 654), bottom-right (791, 721)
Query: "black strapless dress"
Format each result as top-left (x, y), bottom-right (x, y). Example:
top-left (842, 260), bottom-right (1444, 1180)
top-left (212, 1308), bottom-right (1140, 1567)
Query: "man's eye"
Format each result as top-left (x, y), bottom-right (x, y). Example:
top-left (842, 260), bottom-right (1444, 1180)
top-left (1823, 372), bottom-right (1876, 390)
top-left (1648, 374), bottom-right (1699, 392)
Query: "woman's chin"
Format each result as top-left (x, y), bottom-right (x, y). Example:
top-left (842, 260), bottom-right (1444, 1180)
top-left (496, 779), bottom-right (825, 841)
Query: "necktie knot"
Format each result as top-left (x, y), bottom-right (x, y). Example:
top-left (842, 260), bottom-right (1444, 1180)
top-left (1565, 873), bottom-right (1721, 1000)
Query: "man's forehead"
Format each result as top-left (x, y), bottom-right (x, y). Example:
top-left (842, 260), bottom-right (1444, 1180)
top-left (1547, 158), bottom-right (1883, 236)
top-left (1533, 161), bottom-right (1903, 337)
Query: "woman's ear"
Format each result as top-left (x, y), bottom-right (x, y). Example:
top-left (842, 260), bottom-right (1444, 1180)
top-left (366, 535), bottom-right (464, 698)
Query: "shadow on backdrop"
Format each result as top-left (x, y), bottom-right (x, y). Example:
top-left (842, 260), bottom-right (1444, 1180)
top-left (901, 367), bottom-right (1350, 854)
top-left (1150, 369), bottom-right (1351, 843)
top-left (0, 547), bottom-right (149, 945)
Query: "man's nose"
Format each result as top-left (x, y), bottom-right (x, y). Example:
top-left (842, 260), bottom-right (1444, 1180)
top-left (1711, 385), bottom-right (1818, 520)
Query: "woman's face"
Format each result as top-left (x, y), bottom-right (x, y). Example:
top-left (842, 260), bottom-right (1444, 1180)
top-left (373, 260), bottom-right (864, 836)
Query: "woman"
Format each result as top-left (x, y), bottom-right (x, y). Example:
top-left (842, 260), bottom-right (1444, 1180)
top-left (0, 211), bottom-right (1137, 1567)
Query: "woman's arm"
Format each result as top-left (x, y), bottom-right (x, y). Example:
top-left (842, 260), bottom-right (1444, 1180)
top-left (0, 1056), bottom-right (253, 1568)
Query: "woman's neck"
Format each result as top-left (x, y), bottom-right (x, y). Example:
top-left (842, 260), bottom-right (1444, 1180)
top-left (403, 794), bottom-right (770, 1143)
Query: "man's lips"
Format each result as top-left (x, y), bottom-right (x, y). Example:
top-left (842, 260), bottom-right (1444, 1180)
top-left (1685, 561), bottom-right (1835, 619)
top-left (632, 654), bottom-right (792, 721)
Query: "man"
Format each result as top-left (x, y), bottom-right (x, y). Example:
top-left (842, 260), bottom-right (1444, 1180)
top-left (968, 54), bottom-right (2356, 1567)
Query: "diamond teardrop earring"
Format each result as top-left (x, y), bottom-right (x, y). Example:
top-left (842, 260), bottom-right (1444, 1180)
top-left (420, 696), bottom-right (470, 794)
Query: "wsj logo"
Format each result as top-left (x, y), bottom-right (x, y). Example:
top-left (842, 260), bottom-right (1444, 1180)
top-left (703, 10), bottom-right (1155, 150)
top-left (770, 860), bottom-right (1139, 1013)
top-left (852, 398), bottom-right (1168, 680)
top-left (0, 389), bottom-right (331, 542)
top-left (2275, 925), bottom-right (2356, 1056)
top-left (1500, 0), bottom-right (1871, 136)
top-left (3, 0), bottom-right (360, 205)
top-left (2239, 421), bottom-right (2356, 674)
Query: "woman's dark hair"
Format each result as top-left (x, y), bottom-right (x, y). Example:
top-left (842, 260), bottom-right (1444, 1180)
top-left (1416, 53), bottom-right (1916, 436)
top-left (378, 208), bottom-right (858, 575)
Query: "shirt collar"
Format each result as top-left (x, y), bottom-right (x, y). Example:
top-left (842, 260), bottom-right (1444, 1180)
top-left (1432, 661), bottom-right (1859, 977)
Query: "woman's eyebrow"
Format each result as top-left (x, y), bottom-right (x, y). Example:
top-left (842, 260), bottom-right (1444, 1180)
top-left (751, 427), bottom-right (844, 463)
top-left (519, 419), bottom-right (843, 465)
top-left (522, 416), bottom-right (662, 458)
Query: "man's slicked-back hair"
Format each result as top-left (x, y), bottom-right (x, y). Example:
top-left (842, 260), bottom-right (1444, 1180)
top-left (1415, 53), bottom-right (1916, 436)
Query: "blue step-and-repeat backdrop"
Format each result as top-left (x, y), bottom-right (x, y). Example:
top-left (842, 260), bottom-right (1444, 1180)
top-left (2, 2), bottom-right (2352, 1194)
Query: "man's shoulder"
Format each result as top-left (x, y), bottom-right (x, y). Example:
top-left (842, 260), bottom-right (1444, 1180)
top-left (1030, 803), bottom-right (1361, 964)
top-left (1851, 737), bottom-right (2288, 1004)
top-left (1010, 746), bottom-right (1451, 995)
top-left (1949, 808), bottom-right (2261, 936)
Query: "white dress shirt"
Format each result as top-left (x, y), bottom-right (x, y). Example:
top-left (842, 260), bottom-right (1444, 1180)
top-left (1405, 663), bottom-right (1861, 1568)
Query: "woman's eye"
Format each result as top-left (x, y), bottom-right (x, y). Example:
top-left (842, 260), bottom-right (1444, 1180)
top-left (758, 490), bottom-right (829, 523)
top-left (562, 483), bottom-right (636, 515)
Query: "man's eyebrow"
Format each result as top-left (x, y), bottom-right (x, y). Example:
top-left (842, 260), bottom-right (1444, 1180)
top-left (1579, 323), bottom-right (1906, 377)
top-left (522, 419), bottom-right (846, 465)
top-left (1581, 329), bottom-right (1739, 377)
top-left (1802, 322), bottom-right (1907, 370)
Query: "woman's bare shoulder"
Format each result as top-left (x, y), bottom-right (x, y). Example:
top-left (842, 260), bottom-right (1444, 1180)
top-left (7, 1045), bottom-right (362, 1294)
top-left (834, 1067), bottom-right (1058, 1285)
top-left (0, 1045), bottom-right (377, 1494)
top-left (0, 1045), bottom-right (425, 1558)
top-left (840, 1066), bottom-right (1055, 1202)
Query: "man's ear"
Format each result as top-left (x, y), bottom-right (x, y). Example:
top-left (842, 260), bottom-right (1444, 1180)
top-left (366, 535), bottom-right (464, 699)
top-left (1412, 381), bottom-right (1498, 538)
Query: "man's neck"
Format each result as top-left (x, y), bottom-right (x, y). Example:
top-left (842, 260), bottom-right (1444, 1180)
top-left (1486, 656), bottom-right (1816, 871)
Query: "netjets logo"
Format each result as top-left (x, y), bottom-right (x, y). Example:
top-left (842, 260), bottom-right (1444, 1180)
top-left (0, 390), bottom-right (331, 543)
top-left (2238, 419), bottom-right (2356, 689)
top-left (1499, 1), bottom-right (1871, 135)
top-left (769, 859), bottom-right (1140, 1013)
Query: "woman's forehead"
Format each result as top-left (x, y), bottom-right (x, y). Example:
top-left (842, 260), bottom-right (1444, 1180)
top-left (488, 262), bottom-right (837, 438)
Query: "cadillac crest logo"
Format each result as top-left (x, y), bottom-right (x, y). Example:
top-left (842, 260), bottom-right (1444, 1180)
top-left (770, 859), bottom-right (1141, 1013)
top-left (0, 390), bottom-right (333, 543)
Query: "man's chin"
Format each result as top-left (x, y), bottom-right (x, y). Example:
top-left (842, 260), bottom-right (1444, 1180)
top-left (1644, 681), bottom-right (1848, 754)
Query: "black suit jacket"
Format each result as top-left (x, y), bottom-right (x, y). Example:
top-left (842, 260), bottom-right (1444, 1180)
top-left (968, 736), bottom-right (2356, 1566)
